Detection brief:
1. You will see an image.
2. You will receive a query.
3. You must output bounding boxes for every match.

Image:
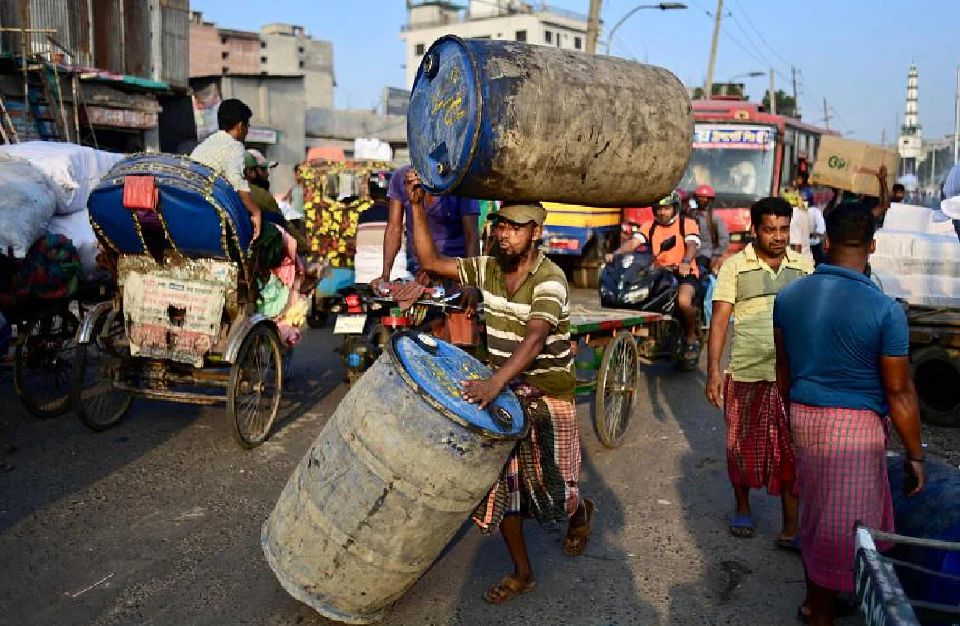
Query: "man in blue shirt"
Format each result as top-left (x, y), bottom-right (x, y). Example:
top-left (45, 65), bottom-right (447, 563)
top-left (773, 202), bottom-right (925, 625)
top-left (372, 165), bottom-right (480, 287)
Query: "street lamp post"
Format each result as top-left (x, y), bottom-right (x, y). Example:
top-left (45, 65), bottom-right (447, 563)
top-left (604, 3), bottom-right (687, 56)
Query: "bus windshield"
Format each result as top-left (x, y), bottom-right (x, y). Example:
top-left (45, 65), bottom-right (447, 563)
top-left (679, 123), bottom-right (778, 204)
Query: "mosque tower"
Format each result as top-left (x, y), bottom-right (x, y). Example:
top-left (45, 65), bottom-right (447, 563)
top-left (898, 64), bottom-right (925, 177)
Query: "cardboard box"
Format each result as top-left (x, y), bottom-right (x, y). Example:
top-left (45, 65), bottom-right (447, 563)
top-left (810, 136), bottom-right (898, 196)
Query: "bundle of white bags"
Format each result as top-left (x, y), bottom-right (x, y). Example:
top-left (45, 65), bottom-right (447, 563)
top-left (0, 142), bottom-right (124, 278)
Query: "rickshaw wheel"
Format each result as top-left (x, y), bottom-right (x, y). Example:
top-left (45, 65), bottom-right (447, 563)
top-left (594, 332), bottom-right (639, 449)
top-left (228, 324), bottom-right (283, 448)
top-left (73, 314), bottom-right (133, 431)
top-left (306, 311), bottom-right (328, 329)
top-left (14, 307), bottom-right (79, 419)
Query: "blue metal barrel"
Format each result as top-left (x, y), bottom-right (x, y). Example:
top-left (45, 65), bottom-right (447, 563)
top-left (407, 36), bottom-right (693, 207)
top-left (262, 332), bottom-right (526, 623)
top-left (888, 454), bottom-right (960, 607)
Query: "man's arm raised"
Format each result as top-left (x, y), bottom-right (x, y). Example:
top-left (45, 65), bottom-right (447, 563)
top-left (407, 175), bottom-right (460, 281)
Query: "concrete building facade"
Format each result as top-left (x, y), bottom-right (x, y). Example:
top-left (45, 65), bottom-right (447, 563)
top-left (189, 13), bottom-right (334, 110)
top-left (399, 0), bottom-right (588, 87)
top-left (261, 23), bottom-right (335, 110)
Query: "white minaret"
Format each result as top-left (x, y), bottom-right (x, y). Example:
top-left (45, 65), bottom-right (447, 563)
top-left (898, 64), bottom-right (924, 177)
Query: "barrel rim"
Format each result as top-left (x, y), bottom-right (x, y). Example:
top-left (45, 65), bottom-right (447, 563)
top-left (386, 331), bottom-right (529, 441)
top-left (409, 34), bottom-right (484, 196)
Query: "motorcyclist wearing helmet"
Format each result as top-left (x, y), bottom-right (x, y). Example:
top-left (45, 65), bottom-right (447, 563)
top-left (692, 184), bottom-right (730, 273)
top-left (611, 190), bottom-right (703, 356)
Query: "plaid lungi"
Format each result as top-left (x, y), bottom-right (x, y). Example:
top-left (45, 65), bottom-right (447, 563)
top-left (723, 376), bottom-right (795, 495)
top-left (791, 402), bottom-right (894, 593)
top-left (472, 384), bottom-right (581, 533)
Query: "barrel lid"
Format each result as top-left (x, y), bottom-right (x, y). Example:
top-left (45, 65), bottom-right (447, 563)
top-left (388, 332), bottom-right (526, 440)
top-left (407, 36), bottom-right (481, 195)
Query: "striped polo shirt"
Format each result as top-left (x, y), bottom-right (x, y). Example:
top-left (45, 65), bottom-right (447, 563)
top-left (713, 244), bottom-right (814, 382)
top-left (458, 252), bottom-right (575, 399)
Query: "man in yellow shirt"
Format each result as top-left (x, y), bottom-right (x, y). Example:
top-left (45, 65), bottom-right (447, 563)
top-left (705, 197), bottom-right (813, 543)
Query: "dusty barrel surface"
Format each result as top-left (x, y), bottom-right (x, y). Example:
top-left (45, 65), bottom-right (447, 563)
top-left (407, 36), bottom-right (693, 207)
top-left (262, 332), bottom-right (525, 624)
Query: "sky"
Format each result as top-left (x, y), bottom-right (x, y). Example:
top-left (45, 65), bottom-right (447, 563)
top-left (191, 0), bottom-right (960, 144)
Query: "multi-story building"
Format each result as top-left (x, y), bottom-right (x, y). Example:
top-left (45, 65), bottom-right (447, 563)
top-left (260, 23), bottom-right (335, 110)
top-left (189, 13), bottom-right (334, 110)
top-left (399, 0), bottom-right (589, 88)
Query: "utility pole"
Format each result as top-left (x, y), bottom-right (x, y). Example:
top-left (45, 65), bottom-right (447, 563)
top-left (704, 0), bottom-right (723, 99)
top-left (954, 64), bottom-right (959, 164)
top-left (586, 0), bottom-right (602, 55)
top-left (791, 66), bottom-right (799, 117)
top-left (881, 128), bottom-right (886, 147)
top-left (768, 69), bottom-right (776, 116)
top-left (823, 97), bottom-right (831, 130)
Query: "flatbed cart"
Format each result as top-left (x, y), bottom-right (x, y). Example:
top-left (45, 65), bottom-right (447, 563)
top-left (568, 305), bottom-right (664, 449)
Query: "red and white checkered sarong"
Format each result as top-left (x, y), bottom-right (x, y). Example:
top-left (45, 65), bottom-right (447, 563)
top-left (723, 376), bottom-right (795, 495)
top-left (472, 386), bottom-right (581, 533)
top-left (791, 402), bottom-right (894, 593)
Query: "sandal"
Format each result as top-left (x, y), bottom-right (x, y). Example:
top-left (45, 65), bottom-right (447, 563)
top-left (776, 535), bottom-right (801, 553)
top-left (563, 498), bottom-right (596, 556)
top-left (483, 576), bottom-right (536, 605)
top-left (730, 514), bottom-right (755, 539)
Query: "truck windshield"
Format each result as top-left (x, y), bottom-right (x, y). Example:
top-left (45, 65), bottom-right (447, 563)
top-left (679, 124), bottom-right (778, 204)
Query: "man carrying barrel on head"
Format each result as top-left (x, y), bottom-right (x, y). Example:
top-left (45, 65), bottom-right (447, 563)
top-left (407, 172), bottom-right (594, 605)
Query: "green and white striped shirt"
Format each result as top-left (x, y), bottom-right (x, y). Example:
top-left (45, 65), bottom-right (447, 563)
top-left (458, 252), bottom-right (575, 399)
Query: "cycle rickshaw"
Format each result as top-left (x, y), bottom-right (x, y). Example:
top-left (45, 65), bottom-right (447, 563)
top-left (76, 153), bottom-right (284, 447)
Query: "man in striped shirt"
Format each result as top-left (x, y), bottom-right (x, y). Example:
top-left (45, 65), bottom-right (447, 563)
top-left (408, 180), bottom-right (593, 606)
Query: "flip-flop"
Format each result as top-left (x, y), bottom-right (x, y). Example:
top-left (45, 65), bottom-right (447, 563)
top-left (483, 576), bottom-right (537, 605)
top-left (563, 498), bottom-right (596, 556)
top-left (730, 514), bottom-right (755, 539)
top-left (776, 535), bottom-right (801, 553)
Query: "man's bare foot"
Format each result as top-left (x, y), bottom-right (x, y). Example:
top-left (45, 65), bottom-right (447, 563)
top-left (483, 575), bottom-right (536, 605)
top-left (563, 499), bottom-right (595, 556)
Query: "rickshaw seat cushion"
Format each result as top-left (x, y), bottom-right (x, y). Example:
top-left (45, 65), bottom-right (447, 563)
top-left (122, 175), bottom-right (158, 211)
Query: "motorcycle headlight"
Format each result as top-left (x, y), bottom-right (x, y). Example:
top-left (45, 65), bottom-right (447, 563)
top-left (624, 287), bottom-right (649, 303)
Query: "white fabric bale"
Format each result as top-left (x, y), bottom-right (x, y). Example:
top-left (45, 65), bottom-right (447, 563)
top-left (353, 222), bottom-right (410, 284)
top-left (46, 209), bottom-right (100, 280)
top-left (0, 141), bottom-right (123, 214)
top-left (0, 155), bottom-right (59, 258)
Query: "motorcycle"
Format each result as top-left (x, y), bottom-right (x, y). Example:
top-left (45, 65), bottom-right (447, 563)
top-left (331, 282), bottom-right (477, 383)
top-left (598, 249), bottom-right (709, 371)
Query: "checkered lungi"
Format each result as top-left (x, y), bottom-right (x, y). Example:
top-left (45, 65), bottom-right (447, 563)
top-left (791, 402), bottom-right (894, 593)
top-left (723, 376), bottom-right (795, 495)
top-left (472, 384), bottom-right (581, 533)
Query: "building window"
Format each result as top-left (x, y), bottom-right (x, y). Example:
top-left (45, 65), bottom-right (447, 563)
top-left (221, 51), bottom-right (229, 59)
top-left (222, 66), bottom-right (228, 74)
top-left (298, 46), bottom-right (304, 54)
top-left (261, 56), bottom-right (267, 63)
top-left (415, 43), bottom-right (425, 55)
top-left (515, 30), bottom-right (526, 42)
top-left (260, 41), bottom-right (266, 49)
top-left (220, 36), bottom-right (227, 45)
top-left (556, 33), bottom-right (562, 47)
top-left (544, 30), bottom-right (552, 44)
top-left (574, 36), bottom-right (582, 50)
top-left (299, 60), bottom-right (304, 69)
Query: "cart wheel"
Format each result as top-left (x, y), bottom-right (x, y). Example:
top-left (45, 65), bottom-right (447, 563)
top-left (594, 332), bottom-right (639, 449)
top-left (73, 313), bottom-right (133, 431)
top-left (365, 323), bottom-right (391, 363)
top-left (13, 307), bottom-right (79, 418)
top-left (228, 324), bottom-right (283, 448)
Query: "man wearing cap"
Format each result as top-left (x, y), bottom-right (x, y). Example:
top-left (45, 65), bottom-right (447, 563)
top-left (692, 184), bottom-right (730, 273)
top-left (190, 98), bottom-right (262, 237)
top-left (408, 185), bottom-right (594, 605)
top-left (243, 150), bottom-right (307, 251)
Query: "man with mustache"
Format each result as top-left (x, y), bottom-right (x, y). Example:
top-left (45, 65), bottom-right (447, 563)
top-left (407, 173), bottom-right (593, 605)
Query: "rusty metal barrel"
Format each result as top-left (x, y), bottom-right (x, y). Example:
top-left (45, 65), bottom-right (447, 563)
top-left (261, 332), bottom-right (526, 624)
top-left (407, 36), bottom-right (693, 207)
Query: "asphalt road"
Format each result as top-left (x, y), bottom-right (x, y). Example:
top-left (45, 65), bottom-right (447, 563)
top-left (0, 291), bottom-right (884, 625)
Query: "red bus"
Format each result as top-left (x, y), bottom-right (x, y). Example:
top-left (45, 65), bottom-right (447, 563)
top-left (625, 98), bottom-right (835, 248)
